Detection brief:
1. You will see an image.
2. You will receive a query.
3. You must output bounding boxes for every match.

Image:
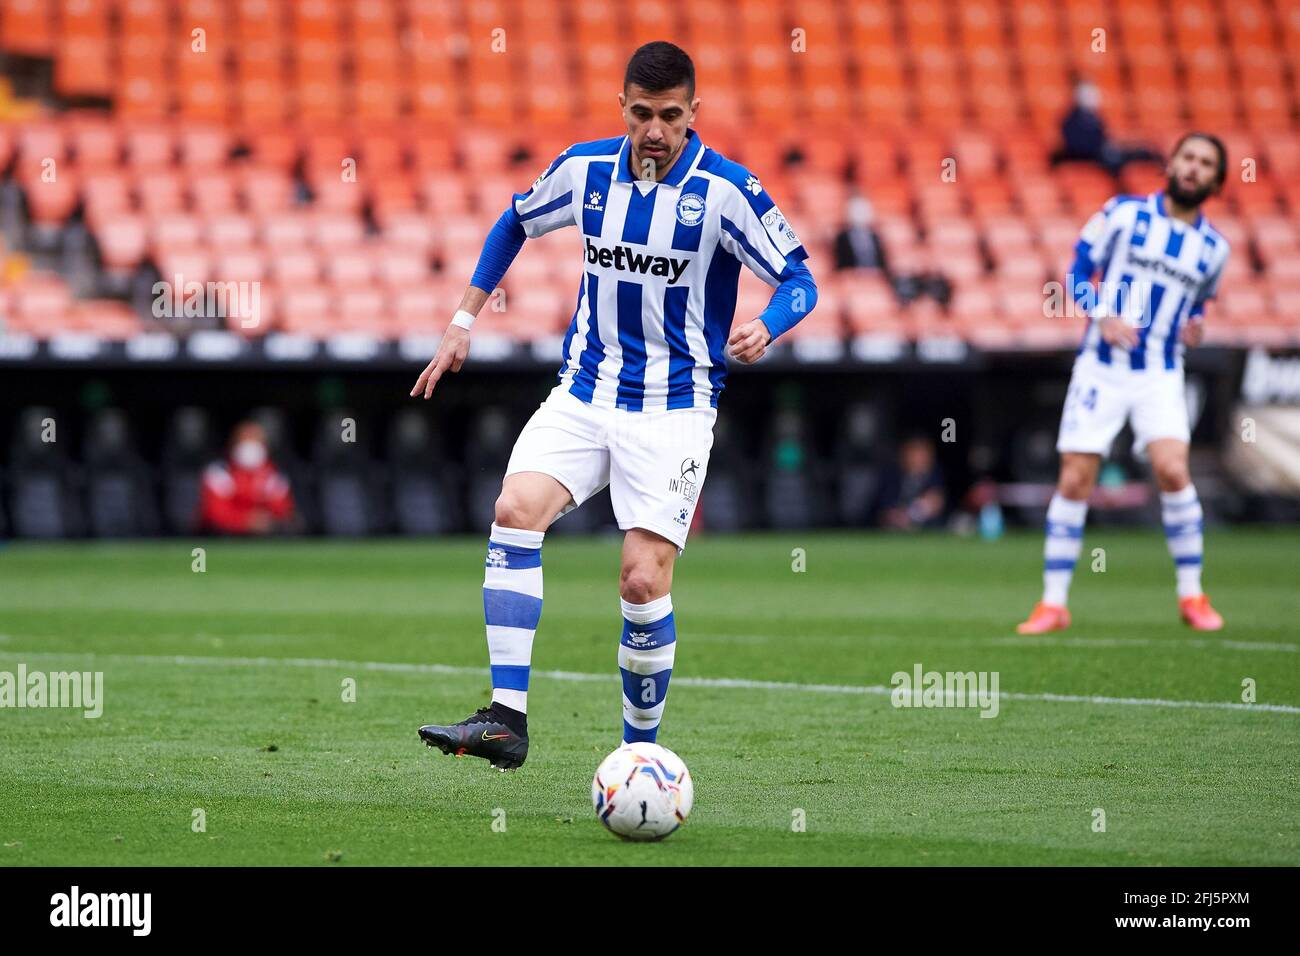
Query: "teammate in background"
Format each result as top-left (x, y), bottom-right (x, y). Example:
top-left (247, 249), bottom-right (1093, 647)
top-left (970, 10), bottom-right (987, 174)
top-left (199, 421), bottom-right (295, 534)
top-left (409, 42), bottom-right (816, 770)
top-left (1018, 133), bottom-right (1230, 635)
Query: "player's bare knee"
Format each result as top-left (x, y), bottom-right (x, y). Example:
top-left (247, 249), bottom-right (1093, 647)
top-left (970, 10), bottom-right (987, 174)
top-left (494, 489), bottom-right (539, 530)
top-left (1154, 460), bottom-right (1190, 492)
top-left (1058, 470), bottom-right (1093, 501)
top-left (619, 566), bottom-right (665, 605)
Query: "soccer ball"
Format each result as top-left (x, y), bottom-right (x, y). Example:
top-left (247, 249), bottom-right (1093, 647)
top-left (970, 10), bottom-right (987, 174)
top-left (591, 742), bottom-right (694, 841)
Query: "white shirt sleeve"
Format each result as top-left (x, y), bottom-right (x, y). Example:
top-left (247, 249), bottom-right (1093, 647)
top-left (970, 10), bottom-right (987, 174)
top-left (717, 176), bottom-right (809, 289)
top-left (512, 150), bottom-right (577, 238)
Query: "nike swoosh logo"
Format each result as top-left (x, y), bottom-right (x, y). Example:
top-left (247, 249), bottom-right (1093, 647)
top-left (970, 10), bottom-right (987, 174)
top-left (481, 731), bottom-right (510, 741)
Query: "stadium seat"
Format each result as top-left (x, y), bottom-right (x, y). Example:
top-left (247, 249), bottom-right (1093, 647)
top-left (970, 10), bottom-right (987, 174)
top-left (7, 406), bottom-right (83, 539)
top-left (0, 0), bottom-right (1295, 349)
top-left (159, 406), bottom-right (214, 534)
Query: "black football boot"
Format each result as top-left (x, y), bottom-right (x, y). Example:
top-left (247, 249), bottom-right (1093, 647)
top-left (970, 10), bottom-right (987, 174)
top-left (418, 704), bottom-right (528, 771)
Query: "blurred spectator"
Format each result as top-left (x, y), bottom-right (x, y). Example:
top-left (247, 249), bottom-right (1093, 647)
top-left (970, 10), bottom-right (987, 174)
top-left (833, 195), bottom-right (890, 275)
top-left (1050, 81), bottom-right (1161, 176)
top-left (199, 421), bottom-right (295, 534)
top-left (877, 435), bottom-right (946, 530)
top-left (834, 194), bottom-right (952, 309)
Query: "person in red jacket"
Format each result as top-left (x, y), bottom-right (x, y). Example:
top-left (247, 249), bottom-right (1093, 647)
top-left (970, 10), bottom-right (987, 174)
top-left (200, 421), bottom-right (295, 534)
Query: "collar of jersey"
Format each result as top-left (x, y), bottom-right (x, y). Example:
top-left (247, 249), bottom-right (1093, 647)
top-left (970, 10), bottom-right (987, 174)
top-left (1153, 190), bottom-right (1204, 231)
top-left (614, 129), bottom-right (704, 187)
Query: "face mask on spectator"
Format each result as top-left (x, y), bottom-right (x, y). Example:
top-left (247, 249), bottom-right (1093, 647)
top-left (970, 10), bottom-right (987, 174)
top-left (232, 440), bottom-right (267, 469)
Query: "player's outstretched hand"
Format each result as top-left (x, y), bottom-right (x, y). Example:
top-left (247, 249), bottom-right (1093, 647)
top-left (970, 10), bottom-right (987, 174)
top-left (410, 325), bottom-right (471, 399)
top-left (1180, 318), bottom-right (1205, 347)
top-left (1099, 316), bottom-right (1139, 350)
top-left (728, 318), bottom-right (772, 365)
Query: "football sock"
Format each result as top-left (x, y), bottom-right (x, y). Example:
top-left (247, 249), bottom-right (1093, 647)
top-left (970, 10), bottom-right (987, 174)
top-left (618, 593), bottom-right (676, 744)
top-left (1161, 485), bottom-right (1204, 599)
top-left (1042, 493), bottom-right (1088, 607)
top-left (484, 522), bottom-right (544, 715)
top-left (488, 701), bottom-right (527, 736)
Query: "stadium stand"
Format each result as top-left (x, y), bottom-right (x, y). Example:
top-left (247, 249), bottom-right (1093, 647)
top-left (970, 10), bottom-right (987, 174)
top-left (0, 0), bottom-right (1297, 350)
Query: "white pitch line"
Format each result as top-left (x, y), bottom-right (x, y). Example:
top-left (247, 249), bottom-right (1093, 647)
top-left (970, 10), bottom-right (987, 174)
top-left (5, 651), bottom-right (1300, 715)
top-left (987, 635), bottom-right (1297, 653)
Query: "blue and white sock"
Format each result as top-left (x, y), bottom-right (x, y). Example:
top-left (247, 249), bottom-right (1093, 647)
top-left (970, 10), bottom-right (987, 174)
top-left (1042, 493), bottom-right (1088, 607)
top-left (618, 594), bottom-right (676, 744)
top-left (1161, 485), bottom-right (1204, 599)
top-left (483, 522), bottom-right (544, 714)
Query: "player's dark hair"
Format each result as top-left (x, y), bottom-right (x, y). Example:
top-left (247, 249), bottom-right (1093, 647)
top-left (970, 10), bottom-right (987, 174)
top-left (1173, 131), bottom-right (1228, 186)
top-left (624, 41), bottom-right (695, 98)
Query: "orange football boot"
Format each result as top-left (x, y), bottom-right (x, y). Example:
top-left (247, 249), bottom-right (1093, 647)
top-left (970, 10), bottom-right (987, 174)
top-left (1016, 602), bottom-right (1071, 635)
top-left (1179, 594), bottom-right (1224, 631)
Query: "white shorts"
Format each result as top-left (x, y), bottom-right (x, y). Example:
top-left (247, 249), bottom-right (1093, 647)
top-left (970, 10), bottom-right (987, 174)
top-left (1056, 356), bottom-right (1190, 456)
top-left (505, 386), bottom-right (718, 552)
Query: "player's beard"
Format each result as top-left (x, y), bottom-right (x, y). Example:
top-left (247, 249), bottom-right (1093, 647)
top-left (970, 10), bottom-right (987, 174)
top-left (1165, 174), bottom-right (1214, 208)
top-left (638, 138), bottom-right (682, 177)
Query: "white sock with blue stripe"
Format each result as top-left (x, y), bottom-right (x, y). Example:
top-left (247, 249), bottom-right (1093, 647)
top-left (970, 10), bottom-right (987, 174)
top-left (1042, 493), bottom-right (1088, 607)
top-left (618, 594), bottom-right (676, 744)
top-left (484, 523), bottom-right (544, 714)
top-left (1161, 485), bottom-right (1204, 599)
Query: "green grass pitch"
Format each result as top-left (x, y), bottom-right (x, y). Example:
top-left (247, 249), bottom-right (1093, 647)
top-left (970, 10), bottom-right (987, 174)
top-left (1, 528), bottom-right (1297, 866)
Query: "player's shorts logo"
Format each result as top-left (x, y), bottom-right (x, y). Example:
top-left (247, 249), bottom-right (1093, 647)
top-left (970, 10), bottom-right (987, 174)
top-left (675, 193), bottom-right (706, 226)
top-left (668, 457), bottom-right (700, 502)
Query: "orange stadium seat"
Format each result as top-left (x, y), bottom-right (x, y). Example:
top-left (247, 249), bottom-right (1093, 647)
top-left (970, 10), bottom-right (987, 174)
top-left (1, 0), bottom-right (57, 57)
top-left (97, 213), bottom-right (149, 273)
top-left (151, 212), bottom-right (202, 251)
top-left (258, 211), bottom-right (311, 250)
top-left (268, 247), bottom-right (318, 287)
top-left (189, 171), bottom-right (238, 216)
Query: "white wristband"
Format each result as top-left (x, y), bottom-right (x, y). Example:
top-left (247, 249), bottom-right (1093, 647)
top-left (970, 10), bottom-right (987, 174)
top-left (451, 309), bottom-right (476, 331)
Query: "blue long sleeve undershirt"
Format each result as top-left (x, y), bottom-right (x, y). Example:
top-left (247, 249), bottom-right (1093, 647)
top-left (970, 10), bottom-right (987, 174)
top-left (468, 206), bottom-right (819, 342)
top-left (758, 260), bottom-right (818, 341)
top-left (1068, 240), bottom-right (1095, 309)
top-left (469, 207), bottom-right (527, 293)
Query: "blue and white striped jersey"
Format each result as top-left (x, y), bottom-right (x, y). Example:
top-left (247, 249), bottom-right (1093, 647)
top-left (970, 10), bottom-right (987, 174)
top-left (513, 129), bottom-right (810, 410)
top-left (1072, 191), bottom-right (1229, 371)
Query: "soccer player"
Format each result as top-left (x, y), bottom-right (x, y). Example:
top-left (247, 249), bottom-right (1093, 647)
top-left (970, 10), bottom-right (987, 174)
top-left (1017, 132), bottom-right (1230, 635)
top-left (410, 42), bottom-right (816, 769)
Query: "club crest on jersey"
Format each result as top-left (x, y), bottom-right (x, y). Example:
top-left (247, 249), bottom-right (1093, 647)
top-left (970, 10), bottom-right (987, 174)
top-left (744, 175), bottom-right (762, 195)
top-left (675, 193), bottom-right (706, 226)
top-left (585, 190), bottom-right (604, 211)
